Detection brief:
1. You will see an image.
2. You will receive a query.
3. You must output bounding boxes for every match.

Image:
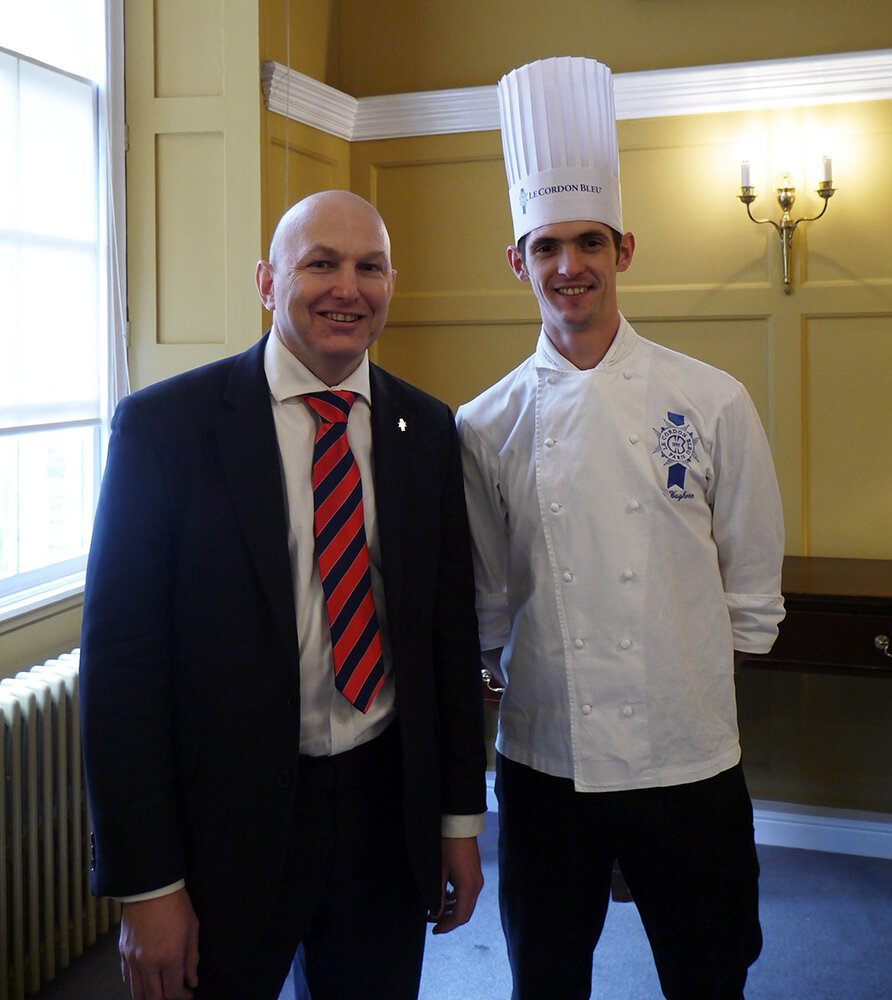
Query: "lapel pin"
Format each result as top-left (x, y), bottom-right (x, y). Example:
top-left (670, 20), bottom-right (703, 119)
top-left (398, 418), bottom-right (407, 432)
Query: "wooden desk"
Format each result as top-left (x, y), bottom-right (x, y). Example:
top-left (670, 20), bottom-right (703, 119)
top-left (741, 556), bottom-right (892, 678)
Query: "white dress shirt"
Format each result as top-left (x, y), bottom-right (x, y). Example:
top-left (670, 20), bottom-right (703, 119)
top-left (264, 331), bottom-right (397, 756)
top-left (456, 316), bottom-right (785, 793)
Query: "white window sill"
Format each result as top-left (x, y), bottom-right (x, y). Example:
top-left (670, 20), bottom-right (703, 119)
top-left (0, 573), bottom-right (86, 631)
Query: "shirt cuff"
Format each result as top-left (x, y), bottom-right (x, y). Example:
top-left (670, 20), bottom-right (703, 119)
top-left (114, 879), bottom-right (186, 903)
top-left (476, 600), bottom-right (511, 653)
top-left (442, 813), bottom-right (486, 838)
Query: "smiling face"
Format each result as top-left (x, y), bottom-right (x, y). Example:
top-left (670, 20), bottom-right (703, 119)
top-left (508, 220), bottom-right (634, 369)
top-left (256, 191), bottom-right (397, 385)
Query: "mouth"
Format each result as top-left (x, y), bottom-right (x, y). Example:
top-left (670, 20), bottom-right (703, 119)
top-left (555, 287), bottom-right (589, 297)
top-left (320, 311), bottom-right (363, 323)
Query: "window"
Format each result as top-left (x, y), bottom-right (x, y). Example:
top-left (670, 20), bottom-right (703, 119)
top-left (0, 1), bottom-right (125, 619)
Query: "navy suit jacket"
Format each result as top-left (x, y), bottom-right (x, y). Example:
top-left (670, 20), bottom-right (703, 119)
top-left (81, 335), bottom-right (486, 954)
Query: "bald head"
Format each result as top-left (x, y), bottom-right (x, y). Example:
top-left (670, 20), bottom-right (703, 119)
top-left (255, 190), bottom-right (397, 385)
top-left (269, 190), bottom-right (392, 274)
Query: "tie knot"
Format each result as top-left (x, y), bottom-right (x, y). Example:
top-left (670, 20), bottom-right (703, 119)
top-left (303, 390), bottom-right (356, 424)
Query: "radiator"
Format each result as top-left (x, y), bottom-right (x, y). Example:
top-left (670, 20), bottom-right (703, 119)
top-left (1, 649), bottom-right (121, 1000)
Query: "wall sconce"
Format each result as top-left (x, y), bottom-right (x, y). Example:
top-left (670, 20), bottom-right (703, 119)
top-left (738, 157), bottom-right (836, 294)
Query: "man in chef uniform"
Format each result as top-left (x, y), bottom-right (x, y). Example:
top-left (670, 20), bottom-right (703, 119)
top-left (456, 57), bottom-right (786, 1000)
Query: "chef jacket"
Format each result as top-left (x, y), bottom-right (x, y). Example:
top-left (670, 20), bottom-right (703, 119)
top-left (456, 316), bottom-right (785, 793)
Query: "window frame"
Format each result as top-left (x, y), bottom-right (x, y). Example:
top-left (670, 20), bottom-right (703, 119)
top-left (0, 0), bottom-right (126, 625)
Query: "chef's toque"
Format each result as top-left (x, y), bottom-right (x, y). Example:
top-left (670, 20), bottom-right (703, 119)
top-left (497, 56), bottom-right (622, 243)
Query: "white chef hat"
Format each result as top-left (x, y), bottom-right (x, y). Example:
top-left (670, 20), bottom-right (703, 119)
top-left (497, 56), bottom-right (622, 243)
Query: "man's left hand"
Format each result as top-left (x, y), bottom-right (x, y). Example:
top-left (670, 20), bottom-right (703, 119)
top-left (431, 836), bottom-right (483, 934)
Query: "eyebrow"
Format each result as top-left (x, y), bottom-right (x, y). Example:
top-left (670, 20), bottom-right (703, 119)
top-left (300, 244), bottom-right (389, 263)
top-left (528, 230), bottom-right (608, 253)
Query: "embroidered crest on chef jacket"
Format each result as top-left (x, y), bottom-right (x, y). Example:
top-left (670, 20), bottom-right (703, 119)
top-left (653, 411), bottom-right (700, 497)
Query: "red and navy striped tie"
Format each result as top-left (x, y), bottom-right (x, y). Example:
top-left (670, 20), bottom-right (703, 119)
top-left (304, 390), bottom-right (385, 712)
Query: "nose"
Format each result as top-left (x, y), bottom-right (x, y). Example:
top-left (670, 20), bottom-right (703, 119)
top-left (332, 265), bottom-right (360, 300)
top-left (557, 245), bottom-right (584, 275)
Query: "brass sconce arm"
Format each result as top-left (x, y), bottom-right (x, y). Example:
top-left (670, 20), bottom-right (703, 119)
top-left (738, 179), bottom-right (835, 294)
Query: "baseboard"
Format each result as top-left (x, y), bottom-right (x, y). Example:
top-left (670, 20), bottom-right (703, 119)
top-left (752, 800), bottom-right (892, 860)
top-left (484, 772), bottom-right (892, 860)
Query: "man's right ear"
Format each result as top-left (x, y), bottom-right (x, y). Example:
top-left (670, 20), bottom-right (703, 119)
top-left (506, 245), bottom-right (529, 282)
top-left (255, 260), bottom-right (275, 310)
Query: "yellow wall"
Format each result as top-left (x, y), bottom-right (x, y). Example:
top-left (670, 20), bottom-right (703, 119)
top-left (260, 0), bottom-right (338, 86)
top-left (0, 598), bottom-right (84, 679)
top-left (334, 0), bottom-right (892, 95)
top-left (125, 0), bottom-right (263, 392)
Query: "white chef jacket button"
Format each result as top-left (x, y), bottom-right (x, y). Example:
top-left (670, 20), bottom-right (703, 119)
top-left (621, 569), bottom-right (635, 582)
top-left (623, 370), bottom-right (633, 380)
top-left (582, 704), bottom-right (593, 715)
top-left (547, 375), bottom-right (557, 385)
top-left (574, 638), bottom-right (585, 649)
top-left (629, 499), bottom-right (641, 512)
top-left (620, 637), bottom-right (632, 650)
top-left (623, 705), bottom-right (634, 717)
top-left (562, 571), bottom-right (573, 583)
top-left (629, 433), bottom-right (639, 444)
top-left (545, 437), bottom-right (556, 448)
top-left (550, 502), bottom-right (561, 513)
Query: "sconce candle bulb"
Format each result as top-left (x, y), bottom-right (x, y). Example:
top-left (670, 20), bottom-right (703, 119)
top-left (737, 158), bottom-right (836, 294)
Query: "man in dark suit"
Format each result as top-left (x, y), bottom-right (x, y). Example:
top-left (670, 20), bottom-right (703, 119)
top-left (80, 190), bottom-right (487, 1000)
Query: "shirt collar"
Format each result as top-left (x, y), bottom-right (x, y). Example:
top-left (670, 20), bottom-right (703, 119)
top-left (264, 331), bottom-right (372, 405)
top-left (535, 313), bottom-right (636, 373)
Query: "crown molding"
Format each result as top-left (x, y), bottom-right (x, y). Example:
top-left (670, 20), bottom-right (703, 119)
top-left (349, 85), bottom-right (498, 140)
top-left (617, 49), bottom-right (892, 119)
top-left (261, 61), bottom-right (358, 139)
top-left (261, 49), bottom-right (892, 141)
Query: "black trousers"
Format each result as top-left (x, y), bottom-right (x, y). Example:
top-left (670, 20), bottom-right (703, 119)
top-left (196, 724), bottom-right (427, 1000)
top-left (497, 754), bottom-right (762, 1000)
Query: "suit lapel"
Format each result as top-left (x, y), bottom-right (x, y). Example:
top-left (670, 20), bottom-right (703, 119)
top-left (216, 337), bottom-right (298, 660)
top-left (370, 365), bottom-right (410, 636)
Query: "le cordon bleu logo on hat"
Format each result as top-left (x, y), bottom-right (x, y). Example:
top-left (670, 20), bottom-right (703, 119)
top-left (497, 56), bottom-right (623, 243)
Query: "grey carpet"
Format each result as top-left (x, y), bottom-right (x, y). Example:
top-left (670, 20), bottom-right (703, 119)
top-left (36, 813), bottom-right (892, 999)
top-left (417, 817), bottom-right (892, 999)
